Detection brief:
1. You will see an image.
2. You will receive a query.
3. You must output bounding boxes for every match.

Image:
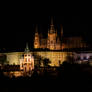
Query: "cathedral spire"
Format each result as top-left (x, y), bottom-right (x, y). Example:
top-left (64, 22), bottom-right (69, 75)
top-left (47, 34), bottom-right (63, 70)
top-left (35, 25), bottom-right (38, 33)
top-left (49, 16), bottom-right (55, 33)
top-left (61, 24), bottom-right (63, 37)
top-left (51, 16), bottom-right (54, 26)
top-left (34, 25), bottom-right (40, 49)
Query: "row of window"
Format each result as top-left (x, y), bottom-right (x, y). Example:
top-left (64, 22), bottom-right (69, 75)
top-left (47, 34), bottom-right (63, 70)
top-left (77, 56), bottom-right (92, 60)
top-left (24, 54), bottom-right (31, 57)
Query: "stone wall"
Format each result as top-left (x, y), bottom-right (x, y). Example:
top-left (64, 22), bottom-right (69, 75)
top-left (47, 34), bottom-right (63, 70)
top-left (2, 51), bottom-right (73, 66)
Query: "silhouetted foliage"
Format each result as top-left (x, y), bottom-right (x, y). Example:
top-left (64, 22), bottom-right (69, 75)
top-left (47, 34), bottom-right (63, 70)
top-left (43, 58), bottom-right (51, 67)
top-left (64, 55), bottom-right (75, 64)
top-left (0, 54), bottom-right (6, 65)
top-left (34, 54), bottom-right (43, 68)
top-left (0, 60), bottom-right (92, 92)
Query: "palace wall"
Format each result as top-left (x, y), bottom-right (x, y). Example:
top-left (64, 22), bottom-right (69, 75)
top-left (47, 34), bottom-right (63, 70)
top-left (2, 51), bottom-right (73, 66)
top-left (5, 52), bottom-right (23, 65)
top-left (34, 51), bottom-right (71, 66)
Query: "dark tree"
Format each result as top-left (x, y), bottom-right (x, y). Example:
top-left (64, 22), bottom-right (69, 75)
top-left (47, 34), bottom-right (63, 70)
top-left (0, 54), bottom-right (6, 65)
top-left (43, 58), bottom-right (51, 67)
top-left (63, 55), bottom-right (75, 64)
top-left (34, 54), bottom-right (43, 68)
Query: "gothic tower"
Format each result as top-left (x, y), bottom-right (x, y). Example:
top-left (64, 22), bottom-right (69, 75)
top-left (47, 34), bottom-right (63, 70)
top-left (60, 24), bottom-right (64, 50)
top-left (61, 24), bottom-right (63, 37)
top-left (47, 17), bottom-right (57, 50)
top-left (20, 43), bottom-right (34, 73)
top-left (56, 36), bottom-right (61, 50)
top-left (34, 26), bottom-right (40, 49)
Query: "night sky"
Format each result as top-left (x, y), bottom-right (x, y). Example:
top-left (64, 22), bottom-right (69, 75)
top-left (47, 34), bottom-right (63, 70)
top-left (0, 15), bottom-right (92, 51)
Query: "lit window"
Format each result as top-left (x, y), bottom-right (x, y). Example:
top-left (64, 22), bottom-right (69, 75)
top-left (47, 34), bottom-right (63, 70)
top-left (28, 58), bottom-right (30, 62)
top-left (25, 59), bottom-right (27, 62)
top-left (28, 55), bottom-right (30, 57)
top-left (25, 55), bottom-right (27, 57)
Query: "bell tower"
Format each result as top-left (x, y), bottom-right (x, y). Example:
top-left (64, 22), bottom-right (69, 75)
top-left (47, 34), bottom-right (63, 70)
top-left (60, 24), bottom-right (64, 50)
top-left (20, 43), bottom-right (34, 74)
top-left (34, 25), bottom-right (40, 49)
top-left (61, 24), bottom-right (63, 37)
top-left (47, 17), bottom-right (57, 50)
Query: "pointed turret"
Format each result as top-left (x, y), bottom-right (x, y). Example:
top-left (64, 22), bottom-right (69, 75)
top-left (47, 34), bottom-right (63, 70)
top-left (34, 25), bottom-right (40, 49)
top-left (57, 37), bottom-right (60, 44)
top-left (51, 16), bottom-right (54, 26)
top-left (47, 16), bottom-right (57, 50)
top-left (35, 25), bottom-right (38, 33)
top-left (61, 24), bottom-right (63, 37)
top-left (56, 29), bottom-right (58, 37)
top-left (20, 42), bottom-right (34, 73)
top-left (56, 36), bottom-right (61, 50)
top-left (25, 43), bottom-right (30, 53)
top-left (49, 16), bottom-right (55, 33)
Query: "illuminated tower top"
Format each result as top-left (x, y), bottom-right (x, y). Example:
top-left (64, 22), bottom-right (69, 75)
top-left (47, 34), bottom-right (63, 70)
top-left (35, 24), bottom-right (38, 33)
top-left (61, 24), bottom-right (63, 37)
top-left (34, 25), bottom-right (40, 49)
top-left (25, 43), bottom-right (30, 53)
top-left (49, 16), bottom-right (55, 33)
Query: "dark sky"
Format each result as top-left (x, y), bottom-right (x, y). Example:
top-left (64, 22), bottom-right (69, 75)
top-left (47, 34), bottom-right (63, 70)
top-left (0, 15), bottom-right (92, 51)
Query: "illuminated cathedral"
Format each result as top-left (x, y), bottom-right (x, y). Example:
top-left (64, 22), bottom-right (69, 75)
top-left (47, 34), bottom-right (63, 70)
top-left (0, 17), bottom-right (88, 67)
top-left (34, 18), bottom-right (87, 50)
top-left (34, 18), bottom-right (62, 50)
top-left (0, 17), bottom-right (91, 78)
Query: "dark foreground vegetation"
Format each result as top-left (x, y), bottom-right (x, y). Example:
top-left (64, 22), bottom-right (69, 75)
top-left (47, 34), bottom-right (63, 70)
top-left (0, 62), bottom-right (92, 92)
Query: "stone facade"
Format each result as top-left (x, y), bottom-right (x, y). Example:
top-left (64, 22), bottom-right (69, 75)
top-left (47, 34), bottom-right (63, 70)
top-left (0, 51), bottom-right (73, 66)
top-left (34, 18), bottom-right (87, 50)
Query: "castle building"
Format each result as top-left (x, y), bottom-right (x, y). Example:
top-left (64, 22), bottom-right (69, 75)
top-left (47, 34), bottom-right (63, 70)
top-left (34, 18), bottom-right (87, 50)
top-left (0, 17), bottom-right (89, 68)
top-left (34, 18), bottom-right (62, 50)
top-left (47, 18), bottom-right (57, 50)
top-left (20, 43), bottom-right (34, 72)
top-left (0, 17), bottom-right (91, 78)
